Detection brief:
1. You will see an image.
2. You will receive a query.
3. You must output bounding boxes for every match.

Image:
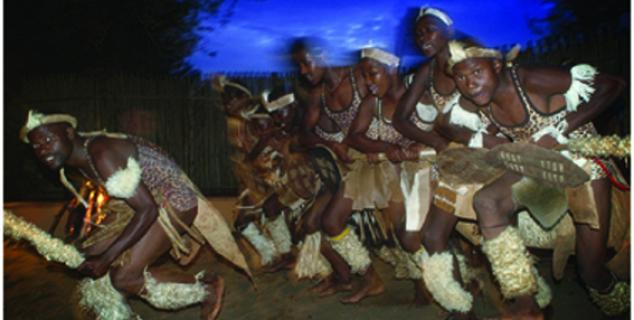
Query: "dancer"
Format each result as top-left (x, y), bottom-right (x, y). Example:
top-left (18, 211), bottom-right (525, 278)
top-left (289, 37), bottom-right (368, 298)
top-left (350, 47), bottom-right (434, 304)
top-left (20, 110), bottom-right (250, 319)
top-left (393, 7), bottom-right (482, 317)
top-left (448, 39), bottom-right (627, 318)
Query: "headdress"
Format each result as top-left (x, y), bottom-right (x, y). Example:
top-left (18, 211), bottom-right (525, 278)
top-left (417, 7), bottom-right (453, 26)
top-left (446, 40), bottom-right (503, 73)
top-left (211, 75), bottom-right (252, 97)
top-left (261, 90), bottom-right (295, 113)
top-left (361, 48), bottom-right (400, 68)
top-left (20, 110), bottom-right (77, 143)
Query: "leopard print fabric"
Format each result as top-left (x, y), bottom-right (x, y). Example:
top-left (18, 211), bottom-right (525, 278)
top-left (481, 64), bottom-right (604, 179)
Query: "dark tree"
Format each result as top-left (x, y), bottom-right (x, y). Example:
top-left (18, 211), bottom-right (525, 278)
top-left (529, 0), bottom-right (629, 36)
top-left (4, 0), bottom-right (223, 78)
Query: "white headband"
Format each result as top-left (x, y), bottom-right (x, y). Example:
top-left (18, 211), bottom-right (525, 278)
top-left (20, 110), bottom-right (78, 143)
top-left (447, 40), bottom-right (503, 73)
top-left (261, 91), bottom-right (295, 112)
top-left (417, 7), bottom-right (453, 27)
top-left (361, 48), bottom-right (400, 68)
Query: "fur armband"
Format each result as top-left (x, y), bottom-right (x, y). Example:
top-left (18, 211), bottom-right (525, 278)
top-left (565, 64), bottom-right (598, 112)
top-left (416, 102), bottom-right (438, 122)
top-left (104, 157), bottom-right (142, 198)
top-left (449, 104), bottom-right (485, 132)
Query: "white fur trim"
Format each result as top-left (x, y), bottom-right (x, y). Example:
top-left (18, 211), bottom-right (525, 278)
top-left (293, 232), bottom-right (332, 279)
top-left (329, 228), bottom-right (372, 274)
top-left (421, 251), bottom-right (473, 313)
top-left (140, 269), bottom-right (207, 310)
top-left (468, 132), bottom-right (484, 148)
top-left (264, 213), bottom-right (292, 254)
top-left (415, 102), bottom-right (438, 122)
top-left (449, 104), bottom-right (485, 132)
top-left (104, 157), bottom-right (142, 199)
top-left (481, 227), bottom-right (537, 298)
top-left (517, 211), bottom-right (557, 248)
top-left (241, 222), bottom-right (278, 265)
top-left (565, 64), bottom-right (598, 112)
top-left (533, 267), bottom-right (552, 308)
top-left (78, 274), bottom-right (138, 320)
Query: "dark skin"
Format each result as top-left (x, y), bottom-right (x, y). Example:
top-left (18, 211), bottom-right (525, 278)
top-left (28, 123), bottom-right (224, 320)
top-left (393, 15), bottom-right (459, 153)
top-left (291, 46), bottom-right (373, 297)
top-left (393, 16), bottom-right (483, 317)
top-left (453, 56), bottom-right (625, 318)
top-left (347, 57), bottom-right (432, 305)
top-left (292, 47), bottom-right (368, 163)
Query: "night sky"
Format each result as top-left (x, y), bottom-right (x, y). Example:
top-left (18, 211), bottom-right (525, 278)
top-left (187, 0), bottom-right (554, 73)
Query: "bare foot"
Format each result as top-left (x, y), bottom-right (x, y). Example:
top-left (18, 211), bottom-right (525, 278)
top-left (340, 267), bottom-right (384, 304)
top-left (262, 253), bottom-right (295, 273)
top-left (310, 275), bottom-right (352, 296)
top-left (309, 275), bottom-right (335, 294)
top-left (318, 281), bottom-right (353, 297)
top-left (201, 274), bottom-right (225, 320)
top-left (412, 280), bottom-right (432, 306)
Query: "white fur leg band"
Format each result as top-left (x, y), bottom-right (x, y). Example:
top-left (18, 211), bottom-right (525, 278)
top-left (78, 274), bottom-right (138, 320)
top-left (264, 213), bottom-right (292, 255)
top-left (329, 227), bottom-right (371, 274)
top-left (533, 267), bottom-right (552, 309)
top-left (481, 227), bottom-right (537, 298)
top-left (421, 251), bottom-right (473, 313)
top-left (241, 222), bottom-right (278, 265)
top-left (140, 269), bottom-right (207, 310)
top-left (293, 232), bottom-right (332, 279)
top-left (104, 157), bottom-right (142, 198)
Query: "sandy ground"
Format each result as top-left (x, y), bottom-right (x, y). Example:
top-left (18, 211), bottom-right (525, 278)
top-left (3, 199), bottom-right (628, 320)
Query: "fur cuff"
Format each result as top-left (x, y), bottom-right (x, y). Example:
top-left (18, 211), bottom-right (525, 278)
top-left (140, 269), bottom-right (207, 310)
top-left (481, 227), bottom-right (537, 299)
top-left (533, 267), bottom-right (552, 309)
top-left (329, 227), bottom-right (371, 274)
top-left (241, 222), bottom-right (278, 265)
top-left (565, 64), bottom-right (598, 112)
top-left (77, 274), bottom-right (137, 320)
top-left (588, 279), bottom-right (630, 316)
top-left (104, 157), bottom-right (142, 198)
top-left (264, 213), bottom-right (292, 254)
top-left (421, 251), bottom-right (473, 313)
top-left (293, 232), bottom-right (332, 279)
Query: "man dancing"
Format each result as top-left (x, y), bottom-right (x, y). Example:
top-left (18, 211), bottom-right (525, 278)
top-left (19, 110), bottom-right (250, 319)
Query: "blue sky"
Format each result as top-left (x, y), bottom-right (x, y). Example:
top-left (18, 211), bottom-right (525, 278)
top-left (187, 0), bottom-right (554, 73)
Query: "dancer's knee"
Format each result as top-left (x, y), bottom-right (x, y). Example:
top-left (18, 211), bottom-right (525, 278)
top-left (399, 231), bottom-right (422, 253)
top-left (422, 228), bottom-right (449, 253)
top-left (473, 190), bottom-right (510, 227)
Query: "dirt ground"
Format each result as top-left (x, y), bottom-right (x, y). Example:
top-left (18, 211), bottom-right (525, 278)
top-left (3, 199), bottom-right (629, 319)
